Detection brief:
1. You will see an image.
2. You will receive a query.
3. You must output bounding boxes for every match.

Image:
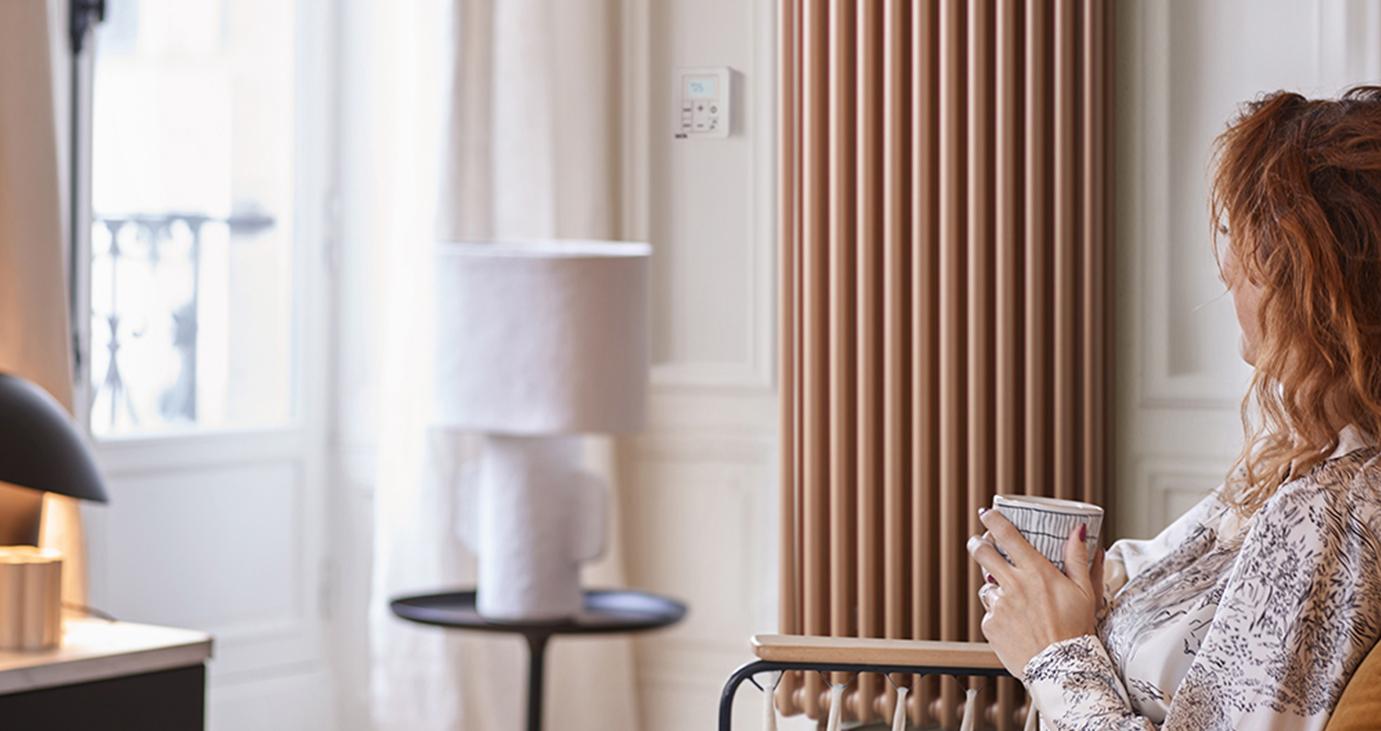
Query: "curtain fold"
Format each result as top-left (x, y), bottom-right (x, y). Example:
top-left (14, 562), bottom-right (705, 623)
top-left (777, 0), bottom-right (1112, 728)
top-left (366, 0), bottom-right (636, 728)
top-left (0, 0), bottom-right (88, 607)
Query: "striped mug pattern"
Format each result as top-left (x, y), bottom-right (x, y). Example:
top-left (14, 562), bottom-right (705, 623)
top-left (991, 495), bottom-right (1103, 573)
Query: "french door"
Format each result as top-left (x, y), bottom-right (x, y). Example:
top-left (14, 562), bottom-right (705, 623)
top-left (69, 0), bottom-right (335, 728)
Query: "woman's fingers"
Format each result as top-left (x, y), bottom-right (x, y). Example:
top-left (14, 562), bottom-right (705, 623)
top-left (1062, 523), bottom-right (1092, 592)
top-left (1092, 546), bottom-right (1107, 610)
top-left (977, 532), bottom-right (1000, 584)
top-left (978, 582), bottom-right (1002, 612)
top-left (966, 534), bottom-right (1016, 585)
top-left (978, 509), bottom-right (1044, 567)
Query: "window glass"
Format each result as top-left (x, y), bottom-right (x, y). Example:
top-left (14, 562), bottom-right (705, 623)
top-left (90, 0), bottom-right (296, 435)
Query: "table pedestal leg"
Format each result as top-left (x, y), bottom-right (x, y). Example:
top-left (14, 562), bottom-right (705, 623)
top-left (524, 633), bottom-right (549, 731)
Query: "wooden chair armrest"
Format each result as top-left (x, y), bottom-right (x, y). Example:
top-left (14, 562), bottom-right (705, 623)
top-left (751, 634), bottom-right (1004, 671)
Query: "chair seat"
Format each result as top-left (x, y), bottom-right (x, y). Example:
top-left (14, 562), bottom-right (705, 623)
top-left (1326, 640), bottom-right (1381, 730)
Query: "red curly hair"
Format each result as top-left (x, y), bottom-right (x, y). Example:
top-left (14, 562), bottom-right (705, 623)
top-left (1211, 86), bottom-right (1381, 515)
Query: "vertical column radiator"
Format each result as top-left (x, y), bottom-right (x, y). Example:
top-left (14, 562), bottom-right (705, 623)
top-left (776, 0), bottom-right (1113, 726)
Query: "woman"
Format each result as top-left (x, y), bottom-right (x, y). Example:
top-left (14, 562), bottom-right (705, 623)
top-left (968, 87), bottom-right (1381, 729)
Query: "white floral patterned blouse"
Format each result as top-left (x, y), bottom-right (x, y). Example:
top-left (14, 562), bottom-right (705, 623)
top-left (1024, 427), bottom-right (1381, 730)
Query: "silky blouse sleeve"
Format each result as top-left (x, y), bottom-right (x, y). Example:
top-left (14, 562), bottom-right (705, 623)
top-left (1102, 488), bottom-right (1228, 600)
top-left (1023, 463), bottom-right (1381, 730)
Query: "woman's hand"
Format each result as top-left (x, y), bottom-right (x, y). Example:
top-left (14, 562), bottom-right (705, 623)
top-left (966, 508), bottom-right (1104, 680)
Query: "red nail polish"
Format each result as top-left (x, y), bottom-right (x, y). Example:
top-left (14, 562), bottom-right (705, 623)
top-left (986, 574), bottom-right (998, 585)
top-left (1078, 523), bottom-right (1087, 540)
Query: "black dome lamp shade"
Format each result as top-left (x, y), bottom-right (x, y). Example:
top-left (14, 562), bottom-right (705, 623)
top-left (0, 373), bottom-right (107, 546)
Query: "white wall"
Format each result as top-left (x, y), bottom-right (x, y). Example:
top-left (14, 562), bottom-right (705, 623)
top-left (1111, 0), bottom-right (1381, 539)
top-left (617, 0), bottom-right (782, 728)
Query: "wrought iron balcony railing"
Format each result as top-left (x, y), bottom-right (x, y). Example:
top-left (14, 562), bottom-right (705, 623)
top-left (90, 211), bottom-right (274, 433)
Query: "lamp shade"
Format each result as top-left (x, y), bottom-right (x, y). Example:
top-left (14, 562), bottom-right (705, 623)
top-left (433, 240), bottom-right (650, 435)
top-left (0, 373), bottom-right (108, 503)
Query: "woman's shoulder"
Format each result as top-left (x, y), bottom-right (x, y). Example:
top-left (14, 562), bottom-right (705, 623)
top-left (1253, 446), bottom-right (1381, 538)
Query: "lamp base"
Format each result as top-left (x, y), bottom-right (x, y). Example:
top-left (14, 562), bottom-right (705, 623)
top-left (0, 482), bottom-right (43, 546)
top-left (466, 435), bottom-right (605, 621)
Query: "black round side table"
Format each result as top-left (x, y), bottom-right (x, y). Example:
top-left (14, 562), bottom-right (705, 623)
top-left (390, 589), bottom-right (686, 731)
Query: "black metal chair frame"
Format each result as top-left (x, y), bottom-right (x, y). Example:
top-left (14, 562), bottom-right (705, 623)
top-left (718, 658), bottom-right (1011, 731)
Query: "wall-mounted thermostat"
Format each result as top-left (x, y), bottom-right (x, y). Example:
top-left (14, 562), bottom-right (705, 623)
top-left (675, 67), bottom-right (731, 139)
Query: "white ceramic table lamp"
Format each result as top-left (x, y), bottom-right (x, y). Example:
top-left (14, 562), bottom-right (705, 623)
top-left (433, 240), bottom-right (650, 620)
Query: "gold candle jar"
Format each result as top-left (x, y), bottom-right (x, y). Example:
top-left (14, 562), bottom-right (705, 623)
top-left (0, 546), bottom-right (62, 651)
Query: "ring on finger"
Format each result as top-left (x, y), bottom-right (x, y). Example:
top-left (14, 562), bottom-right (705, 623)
top-left (978, 582), bottom-right (1001, 611)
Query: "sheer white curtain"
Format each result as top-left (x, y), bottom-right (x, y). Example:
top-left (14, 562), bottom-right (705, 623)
top-left (363, 0), bottom-right (637, 729)
top-left (0, 0), bottom-right (88, 605)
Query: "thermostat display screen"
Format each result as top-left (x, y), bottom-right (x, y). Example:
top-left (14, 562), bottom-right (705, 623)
top-left (675, 67), bottom-right (730, 139)
top-left (685, 77), bottom-right (717, 99)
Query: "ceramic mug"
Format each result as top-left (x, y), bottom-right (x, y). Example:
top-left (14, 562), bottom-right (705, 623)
top-left (991, 494), bottom-right (1103, 572)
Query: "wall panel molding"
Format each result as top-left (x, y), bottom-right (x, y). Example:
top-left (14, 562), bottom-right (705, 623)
top-left (1317, 0), bottom-right (1381, 85)
top-left (618, 1), bottom-right (788, 728)
top-left (1130, 456), bottom-right (1224, 538)
top-left (1129, 0), bottom-right (1372, 411)
top-left (84, 455), bottom-right (323, 685)
top-left (623, 0), bottom-right (778, 392)
top-left (631, 430), bottom-right (776, 464)
top-left (1133, 0), bottom-right (1246, 410)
